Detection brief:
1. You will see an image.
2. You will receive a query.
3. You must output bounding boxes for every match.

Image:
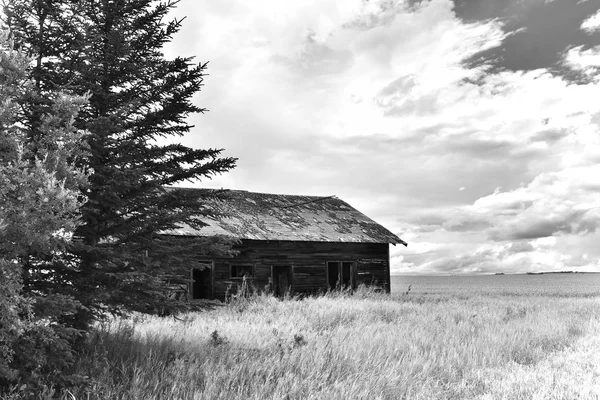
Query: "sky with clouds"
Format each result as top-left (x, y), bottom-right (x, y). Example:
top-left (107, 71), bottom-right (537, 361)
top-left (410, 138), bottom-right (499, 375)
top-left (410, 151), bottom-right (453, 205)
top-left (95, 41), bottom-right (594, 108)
top-left (164, 0), bottom-right (600, 275)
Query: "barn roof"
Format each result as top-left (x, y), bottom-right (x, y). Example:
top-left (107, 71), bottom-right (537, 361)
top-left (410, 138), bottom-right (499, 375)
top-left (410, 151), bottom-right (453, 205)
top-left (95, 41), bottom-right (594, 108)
top-left (166, 189), bottom-right (407, 246)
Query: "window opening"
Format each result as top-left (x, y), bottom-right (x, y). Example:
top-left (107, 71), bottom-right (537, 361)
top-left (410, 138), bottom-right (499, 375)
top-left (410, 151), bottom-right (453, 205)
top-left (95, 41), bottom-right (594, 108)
top-left (327, 261), bottom-right (355, 290)
top-left (230, 264), bottom-right (254, 279)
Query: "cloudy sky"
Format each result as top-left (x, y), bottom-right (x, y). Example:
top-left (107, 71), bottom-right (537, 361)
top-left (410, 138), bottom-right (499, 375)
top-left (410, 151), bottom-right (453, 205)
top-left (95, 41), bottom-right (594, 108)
top-left (164, 0), bottom-right (600, 275)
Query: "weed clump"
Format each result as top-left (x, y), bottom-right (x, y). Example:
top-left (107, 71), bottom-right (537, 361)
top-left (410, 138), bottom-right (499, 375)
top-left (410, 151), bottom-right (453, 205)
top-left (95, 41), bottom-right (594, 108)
top-left (209, 330), bottom-right (227, 347)
top-left (293, 334), bottom-right (307, 348)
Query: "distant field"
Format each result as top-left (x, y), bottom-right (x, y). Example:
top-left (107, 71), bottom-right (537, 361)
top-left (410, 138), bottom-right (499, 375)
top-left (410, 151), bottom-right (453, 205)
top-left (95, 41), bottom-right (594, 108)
top-left (61, 287), bottom-right (600, 400)
top-left (391, 273), bottom-right (600, 297)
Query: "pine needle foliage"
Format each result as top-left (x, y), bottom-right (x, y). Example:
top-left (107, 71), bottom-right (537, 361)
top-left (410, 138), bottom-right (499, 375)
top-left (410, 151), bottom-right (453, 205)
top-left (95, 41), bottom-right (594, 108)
top-left (2, 0), bottom-right (237, 329)
top-left (0, 29), bottom-right (89, 391)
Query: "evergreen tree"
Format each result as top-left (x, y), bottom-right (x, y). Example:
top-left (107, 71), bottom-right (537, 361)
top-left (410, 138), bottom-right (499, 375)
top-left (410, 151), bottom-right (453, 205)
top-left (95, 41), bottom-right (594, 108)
top-left (3, 0), bottom-right (237, 329)
top-left (0, 29), bottom-right (88, 389)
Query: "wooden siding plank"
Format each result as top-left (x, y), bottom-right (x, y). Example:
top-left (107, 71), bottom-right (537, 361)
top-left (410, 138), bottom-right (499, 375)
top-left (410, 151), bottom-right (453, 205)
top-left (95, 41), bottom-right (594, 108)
top-left (197, 239), bottom-right (390, 300)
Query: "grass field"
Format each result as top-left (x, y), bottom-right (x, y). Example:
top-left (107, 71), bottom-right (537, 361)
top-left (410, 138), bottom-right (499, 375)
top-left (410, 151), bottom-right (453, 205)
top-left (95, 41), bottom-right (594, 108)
top-left (48, 288), bottom-right (600, 399)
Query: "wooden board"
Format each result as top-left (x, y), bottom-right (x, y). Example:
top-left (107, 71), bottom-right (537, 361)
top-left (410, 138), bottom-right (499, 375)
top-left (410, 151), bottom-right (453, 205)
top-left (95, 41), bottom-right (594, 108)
top-left (188, 239), bottom-right (391, 300)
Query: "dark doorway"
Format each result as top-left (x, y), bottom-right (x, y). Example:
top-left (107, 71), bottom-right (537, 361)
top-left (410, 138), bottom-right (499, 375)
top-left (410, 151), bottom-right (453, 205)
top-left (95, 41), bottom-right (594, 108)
top-left (327, 261), bottom-right (355, 290)
top-left (192, 265), bottom-right (212, 299)
top-left (341, 262), bottom-right (352, 286)
top-left (272, 265), bottom-right (292, 297)
top-left (327, 262), bottom-right (340, 290)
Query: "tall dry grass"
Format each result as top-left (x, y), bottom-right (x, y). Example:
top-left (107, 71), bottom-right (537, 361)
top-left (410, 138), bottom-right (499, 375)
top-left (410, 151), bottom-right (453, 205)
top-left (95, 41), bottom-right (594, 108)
top-left (27, 288), bottom-right (600, 399)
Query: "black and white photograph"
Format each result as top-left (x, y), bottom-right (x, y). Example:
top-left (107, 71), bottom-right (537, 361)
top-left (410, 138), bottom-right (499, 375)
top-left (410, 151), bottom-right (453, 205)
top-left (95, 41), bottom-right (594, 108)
top-left (1, 0), bottom-right (599, 398)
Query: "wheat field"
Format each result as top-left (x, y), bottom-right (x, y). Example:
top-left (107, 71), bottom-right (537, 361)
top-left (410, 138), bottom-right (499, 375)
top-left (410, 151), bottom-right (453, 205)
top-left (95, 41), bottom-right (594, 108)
top-left (48, 286), bottom-right (600, 400)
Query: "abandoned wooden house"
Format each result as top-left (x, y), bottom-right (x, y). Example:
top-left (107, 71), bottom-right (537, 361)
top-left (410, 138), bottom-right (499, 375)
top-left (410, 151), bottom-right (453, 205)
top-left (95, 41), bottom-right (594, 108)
top-left (167, 189), bottom-right (407, 300)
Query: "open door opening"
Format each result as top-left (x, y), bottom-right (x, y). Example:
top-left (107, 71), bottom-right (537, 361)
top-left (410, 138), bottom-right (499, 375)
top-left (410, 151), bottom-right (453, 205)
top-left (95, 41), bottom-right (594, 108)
top-left (327, 262), bottom-right (339, 290)
top-left (192, 265), bottom-right (212, 300)
top-left (272, 265), bottom-right (292, 297)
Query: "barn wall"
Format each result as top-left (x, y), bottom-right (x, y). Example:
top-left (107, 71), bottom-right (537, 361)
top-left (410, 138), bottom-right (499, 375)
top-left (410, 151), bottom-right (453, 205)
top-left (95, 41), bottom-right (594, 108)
top-left (203, 239), bottom-right (390, 300)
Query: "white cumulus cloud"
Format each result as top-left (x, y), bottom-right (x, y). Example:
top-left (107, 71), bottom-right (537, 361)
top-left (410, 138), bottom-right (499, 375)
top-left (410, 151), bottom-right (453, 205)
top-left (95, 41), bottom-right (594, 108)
top-left (581, 8), bottom-right (600, 33)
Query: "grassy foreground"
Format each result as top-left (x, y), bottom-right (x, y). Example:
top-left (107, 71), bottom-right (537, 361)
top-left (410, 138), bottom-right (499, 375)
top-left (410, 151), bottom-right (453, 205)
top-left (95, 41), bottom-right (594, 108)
top-left (39, 289), bottom-right (600, 399)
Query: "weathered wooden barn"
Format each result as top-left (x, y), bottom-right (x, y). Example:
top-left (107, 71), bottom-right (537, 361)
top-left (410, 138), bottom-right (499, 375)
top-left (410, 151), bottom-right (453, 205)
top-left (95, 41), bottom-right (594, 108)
top-left (167, 189), bottom-right (406, 300)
